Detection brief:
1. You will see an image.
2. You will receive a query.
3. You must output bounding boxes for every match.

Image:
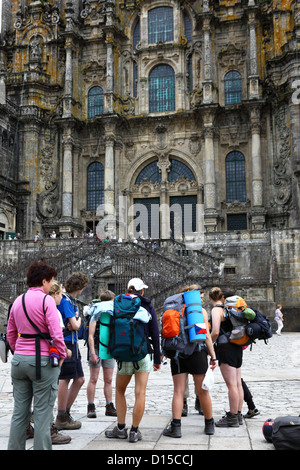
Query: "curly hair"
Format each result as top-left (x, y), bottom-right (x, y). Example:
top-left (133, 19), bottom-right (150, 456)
top-left (64, 272), bottom-right (89, 293)
top-left (26, 261), bottom-right (57, 287)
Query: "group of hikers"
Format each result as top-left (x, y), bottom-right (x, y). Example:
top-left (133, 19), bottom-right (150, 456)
top-left (5, 260), bottom-right (272, 450)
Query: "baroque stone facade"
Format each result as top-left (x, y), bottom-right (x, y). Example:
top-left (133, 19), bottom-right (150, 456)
top-left (0, 0), bottom-right (299, 323)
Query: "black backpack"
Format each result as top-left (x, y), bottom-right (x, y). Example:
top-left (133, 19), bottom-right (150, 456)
top-left (272, 416), bottom-right (300, 450)
top-left (245, 309), bottom-right (273, 344)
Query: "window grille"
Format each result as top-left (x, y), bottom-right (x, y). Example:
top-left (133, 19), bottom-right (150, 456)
top-left (227, 214), bottom-right (247, 231)
top-left (168, 159), bottom-right (195, 182)
top-left (149, 65), bottom-right (175, 113)
top-left (87, 162), bottom-right (104, 211)
top-left (170, 195), bottom-right (197, 238)
top-left (133, 20), bottom-right (140, 50)
top-left (224, 70), bottom-right (242, 105)
top-left (88, 87), bottom-right (104, 118)
top-left (187, 55), bottom-right (193, 91)
top-left (226, 151), bottom-right (246, 202)
top-left (135, 161), bottom-right (162, 184)
top-left (148, 7), bottom-right (174, 44)
top-left (184, 13), bottom-right (192, 43)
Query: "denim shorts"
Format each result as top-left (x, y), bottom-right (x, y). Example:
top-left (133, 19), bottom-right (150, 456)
top-left (117, 354), bottom-right (153, 375)
top-left (59, 342), bottom-right (84, 379)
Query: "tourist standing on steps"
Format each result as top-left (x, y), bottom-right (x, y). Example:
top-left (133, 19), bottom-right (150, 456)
top-left (210, 287), bottom-right (244, 427)
top-left (7, 261), bottom-right (66, 450)
top-left (105, 278), bottom-right (161, 443)
top-left (275, 304), bottom-right (284, 335)
top-left (55, 272), bottom-right (89, 431)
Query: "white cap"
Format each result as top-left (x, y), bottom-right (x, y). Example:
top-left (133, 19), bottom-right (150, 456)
top-left (127, 278), bottom-right (148, 291)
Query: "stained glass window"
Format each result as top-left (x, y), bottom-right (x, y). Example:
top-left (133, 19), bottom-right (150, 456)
top-left (135, 161), bottom-right (162, 184)
top-left (226, 151), bottom-right (246, 202)
top-left (149, 65), bottom-right (175, 113)
top-left (224, 70), bottom-right (242, 105)
top-left (168, 159), bottom-right (195, 182)
top-left (88, 86), bottom-right (104, 118)
top-left (148, 7), bottom-right (174, 44)
top-left (87, 162), bottom-right (104, 211)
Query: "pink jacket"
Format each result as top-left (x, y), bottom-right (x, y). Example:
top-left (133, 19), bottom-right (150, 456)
top-left (7, 287), bottom-right (66, 359)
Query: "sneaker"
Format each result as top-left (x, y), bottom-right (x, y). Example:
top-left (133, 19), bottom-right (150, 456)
top-left (87, 403), bottom-right (97, 418)
top-left (181, 401), bottom-right (188, 417)
top-left (55, 413), bottom-right (82, 430)
top-left (162, 421), bottom-right (182, 438)
top-left (129, 429), bottom-right (142, 443)
top-left (105, 402), bottom-right (117, 417)
top-left (244, 408), bottom-right (260, 419)
top-left (51, 425), bottom-right (72, 445)
top-left (105, 425), bottom-right (128, 439)
top-left (204, 418), bottom-right (215, 435)
top-left (215, 412), bottom-right (239, 428)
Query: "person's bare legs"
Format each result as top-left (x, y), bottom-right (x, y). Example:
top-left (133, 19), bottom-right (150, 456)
top-left (115, 374), bottom-right (132, 425)
top-left (220, 363), bottom-right (243, 413)
top-left (171, 373), bottom-right (188, 419)
top-left (103, 367), bottom-right (114, 403)
top-left (193, 374), bottom-right (213, 419)
top-left (132, 371), bottom-right (150, 427)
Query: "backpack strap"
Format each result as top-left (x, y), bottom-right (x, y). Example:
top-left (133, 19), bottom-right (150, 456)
top-left (20, 294), bottom-right (51, 380)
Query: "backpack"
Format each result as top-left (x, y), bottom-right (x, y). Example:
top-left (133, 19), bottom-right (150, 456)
top-left (108, 294), bottom-right (150, 369)
top-left (220, 296), bottom-right (272, 346)
top-left (160, 293), bottom-right (199, 360)
top-left (271, 416), bottom-right (300, 450)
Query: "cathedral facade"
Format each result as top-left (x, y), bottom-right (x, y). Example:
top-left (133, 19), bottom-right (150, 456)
top-left (0, 0), bottom-right (300, 320)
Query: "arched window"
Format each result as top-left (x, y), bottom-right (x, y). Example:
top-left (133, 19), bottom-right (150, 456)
top-left (148, 7), bottom-right (174, 44)
top-left (149, 65), bottom-right (175, 113)
top-left (168, 159), bottom-right (195, 182)
top-left (133, 20), bottom-right (140, 50)
top-left (226, 151), bottom-right (246, 202)
top-left (135, 160), bottom-right (162, 184)
top-left (87, 162), bottom-right (104, 211)
top-left (88, 86), bottom-right (104, 118)
top-left (184, 12), bottom-right (192, 43)
top-left (224, 70), bottom-right (242, 105)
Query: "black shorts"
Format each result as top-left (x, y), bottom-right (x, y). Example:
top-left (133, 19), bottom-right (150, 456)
top-left (59, 342), bottom-right (84, 380)
top-left (170, 350), bottom-right (208, 376)
top-left (216, 343), bottom-right (243, 369)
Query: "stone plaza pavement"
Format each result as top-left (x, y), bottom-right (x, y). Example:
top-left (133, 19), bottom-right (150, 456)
top-left (0, 332), bottom-right (299, 452)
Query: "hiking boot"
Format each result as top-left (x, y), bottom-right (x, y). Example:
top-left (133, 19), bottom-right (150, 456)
top-left (55, 413), bottom-right (82, 430)
top-left (215, 412), bottom-right (239, 428)
top-left (204, 418), bottom-right (215, 435)
top-left (129, 429), bottom-right (142, 443)
top-left (105, 402), bottom-right (117, 417)
top-left (51, 425), bottom-right (72, 445)
top-left (181, 401), bottom-right (188, 417)
top-left (105, 425), bottom-right (128, 439)
top-left (87, 403), bottom-right (97, 418)
top-left (244, 408), bottom-right (260, 419)
top-left (163, 421), bottom-right (182, 438)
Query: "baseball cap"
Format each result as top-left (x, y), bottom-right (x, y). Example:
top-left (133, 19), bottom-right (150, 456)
top-left (127, 278), bottom-right (148, 291)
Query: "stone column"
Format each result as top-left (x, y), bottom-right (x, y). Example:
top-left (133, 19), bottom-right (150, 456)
top-left (202, 11), bottom-right (213, 104)
top-left (104, 136), bottom-right (115, 212)
top-left (63, 40), bottom-right (73, 118)
top-left (250, 105), bottom-right (265, 228)
top-left (203, 124), bottom-right (218, 231)
top-left (248, 5), bottom-right (260, 99)
top-left (61, 132), bottom-right (74, 219)
top-left (105, 38), bottom-right (114, 114)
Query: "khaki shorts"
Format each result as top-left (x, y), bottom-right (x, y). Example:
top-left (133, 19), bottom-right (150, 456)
top-left (117, 354), bottom-right (153, 375)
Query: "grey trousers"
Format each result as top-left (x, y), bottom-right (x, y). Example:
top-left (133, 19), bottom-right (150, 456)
top-left (8, 354), bottom-right (60, 450)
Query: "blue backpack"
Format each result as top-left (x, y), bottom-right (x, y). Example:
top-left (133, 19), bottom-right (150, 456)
top-left (108, 294), bottom-right (150, 369)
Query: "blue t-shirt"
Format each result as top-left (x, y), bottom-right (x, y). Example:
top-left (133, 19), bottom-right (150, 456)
top-left (58, 294), bottom-right (78, 343)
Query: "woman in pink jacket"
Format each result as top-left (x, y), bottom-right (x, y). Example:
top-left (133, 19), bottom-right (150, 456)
top-left (6, 261), bottom-right (66, 450)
